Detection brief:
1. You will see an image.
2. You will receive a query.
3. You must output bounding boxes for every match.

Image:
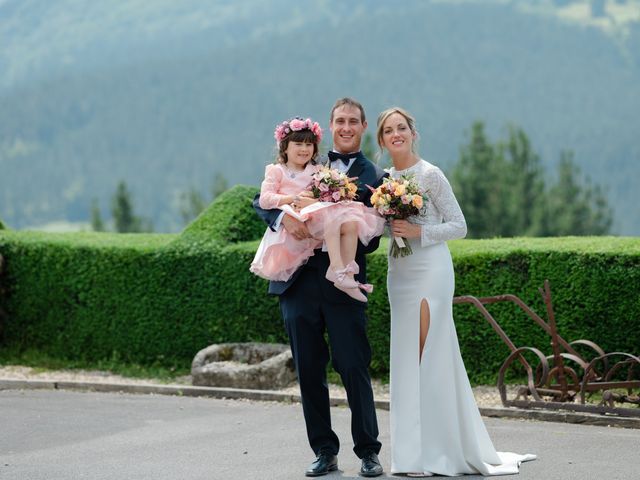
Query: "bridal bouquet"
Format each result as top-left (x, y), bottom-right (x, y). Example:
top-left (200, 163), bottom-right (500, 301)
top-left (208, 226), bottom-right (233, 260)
top-left (308, 166), bottom-right (358, 202)
top-left (369, 175), bottom-right (427, 257)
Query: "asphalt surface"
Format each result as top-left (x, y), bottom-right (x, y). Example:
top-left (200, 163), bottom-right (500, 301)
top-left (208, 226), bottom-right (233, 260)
top-left (0, 389), bottom-right (638, 480)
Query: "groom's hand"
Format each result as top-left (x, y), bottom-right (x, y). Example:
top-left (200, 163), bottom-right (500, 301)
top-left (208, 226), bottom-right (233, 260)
top-left (282, 215), bottom-right (312, 240)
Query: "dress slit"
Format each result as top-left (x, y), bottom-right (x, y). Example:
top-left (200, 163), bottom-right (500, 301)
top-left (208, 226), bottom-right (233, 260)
top-left (419, 298), bottom-right (430, 365)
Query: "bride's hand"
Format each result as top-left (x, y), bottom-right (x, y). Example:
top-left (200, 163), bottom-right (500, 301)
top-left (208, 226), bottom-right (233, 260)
top-left (391, 219), bottom-right (421, 239)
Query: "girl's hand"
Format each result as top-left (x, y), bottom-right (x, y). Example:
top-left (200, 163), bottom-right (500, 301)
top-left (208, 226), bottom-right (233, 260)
top-left (390, 219), bottom-right (421, 239)
top-left (294, 195), bottom-right (318, 210)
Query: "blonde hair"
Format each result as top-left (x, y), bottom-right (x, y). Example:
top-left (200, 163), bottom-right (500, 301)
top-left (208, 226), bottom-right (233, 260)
top-left (376, 107), bottom-right (419, 155)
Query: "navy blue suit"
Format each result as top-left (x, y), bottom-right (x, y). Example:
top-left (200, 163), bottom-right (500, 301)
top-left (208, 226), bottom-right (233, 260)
top-left (253, 153), bottom-right (387, 458)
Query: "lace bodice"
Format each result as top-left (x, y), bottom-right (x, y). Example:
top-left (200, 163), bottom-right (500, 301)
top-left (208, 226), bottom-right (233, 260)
top-left (389, 159), bottom-right (467, 246)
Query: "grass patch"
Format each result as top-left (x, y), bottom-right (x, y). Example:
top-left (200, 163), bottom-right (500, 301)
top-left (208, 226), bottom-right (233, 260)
top-left (0, 348), bottom-right (190, 382)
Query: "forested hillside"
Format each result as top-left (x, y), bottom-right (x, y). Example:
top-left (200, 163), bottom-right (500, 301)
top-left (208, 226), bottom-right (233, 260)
top-left (1, 0), bottom-right (638, 233)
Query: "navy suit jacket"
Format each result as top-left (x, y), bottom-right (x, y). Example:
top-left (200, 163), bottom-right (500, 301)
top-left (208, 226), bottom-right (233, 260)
top-left (253, 154), bottom-right (388, 297)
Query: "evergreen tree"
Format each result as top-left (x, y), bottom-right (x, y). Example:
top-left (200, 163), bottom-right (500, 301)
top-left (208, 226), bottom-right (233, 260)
top-left (500, 125), bottom-right (546, 236)
top-left (111, 181), bottom-right (150, 233)
top-left (361, 132), bottom-right (377, 163)
top-left (545, 152), bottom-right (613, 235)
top-left (450, 121), bottom-right (510, 238)
top-left (450, 124), bottom-right (613, 238)
top-left (587, 183), bottom-right (614, 235)
top-left (90, 198), bottom-right (105, 232)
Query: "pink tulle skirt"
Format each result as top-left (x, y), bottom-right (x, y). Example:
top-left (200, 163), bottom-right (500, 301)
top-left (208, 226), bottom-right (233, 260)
top-left (250, 201), bottom-right (385, 282)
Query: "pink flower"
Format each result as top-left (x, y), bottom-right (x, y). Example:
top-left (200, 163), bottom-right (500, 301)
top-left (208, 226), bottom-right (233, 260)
top-left (311, 123), bottom-right (323, 142)
top-left (273, 117), bottom-right (323, 145)
top-left (318, 183), bottom-right (329, 192)
top-left (332, 191), bottom-right (342, 201)
top-left (401, 195), bottom-right (410, 205)
top-left (289, 119), bottom-right (305, 130)
top-left (274, 125), bottom-right (285, 142)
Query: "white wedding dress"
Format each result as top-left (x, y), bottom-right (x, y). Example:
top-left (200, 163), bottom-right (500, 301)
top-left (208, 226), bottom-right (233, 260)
top-left (387, 160), bottom-right (536, 476)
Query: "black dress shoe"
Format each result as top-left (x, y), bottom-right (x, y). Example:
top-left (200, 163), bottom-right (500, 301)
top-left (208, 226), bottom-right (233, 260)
top-left (360, 452), bottom-right (383, 477)
top-left (305, 453), bottom-right (338, 477)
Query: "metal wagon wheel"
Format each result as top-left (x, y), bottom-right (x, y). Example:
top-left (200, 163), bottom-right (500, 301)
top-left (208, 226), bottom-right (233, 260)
top-left (580, 352), bottom-right (640, 407)
top-left (497, 346), bottom-right (549, 406)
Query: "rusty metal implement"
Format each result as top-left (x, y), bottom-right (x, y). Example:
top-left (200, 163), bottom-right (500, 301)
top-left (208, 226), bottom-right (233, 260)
top-left (454, 280), bottom-right (640, 417)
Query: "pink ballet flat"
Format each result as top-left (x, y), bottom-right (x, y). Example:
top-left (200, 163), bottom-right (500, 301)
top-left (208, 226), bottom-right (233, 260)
top-left (345, 260), bottom-right (360, 275)
top-left (326, 266), bottom-right (368, 302)
top-left (325, 266), bottom-right (359, 289)
top-left (344, 261), bottom-right (374, 294)
top-left (338, 285), bottom-right (368, 303)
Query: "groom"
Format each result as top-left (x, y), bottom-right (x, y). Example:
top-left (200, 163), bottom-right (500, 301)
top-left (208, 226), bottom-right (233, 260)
top-left (253, 98), bottom-right (386, 477)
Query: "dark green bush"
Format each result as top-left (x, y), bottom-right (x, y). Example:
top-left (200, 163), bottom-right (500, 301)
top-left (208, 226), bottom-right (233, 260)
top-left (448, 237), bottom-right (640, 382)
top-left (1, 181), bottom-right (638, 384)
top-left (177, 184), bottom-right (264, 245)
top-left (0, 218), bottom-right (5, 230)
top-left (0, 231), bottom-right (284, 367)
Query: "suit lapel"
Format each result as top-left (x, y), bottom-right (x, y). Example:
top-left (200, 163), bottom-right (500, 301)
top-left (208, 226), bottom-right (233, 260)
top-left (347, 155), bottom-right (366, 180)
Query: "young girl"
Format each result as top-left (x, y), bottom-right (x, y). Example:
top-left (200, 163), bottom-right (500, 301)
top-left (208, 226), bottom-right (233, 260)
top-left (250, 116), bottom-right (384, 302)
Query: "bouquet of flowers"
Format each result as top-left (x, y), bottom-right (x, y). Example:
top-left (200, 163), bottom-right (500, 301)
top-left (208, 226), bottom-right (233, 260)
top-left (369, 174), bottom-right (428, 257)
top-left (308, 166), bottom-right (358, 202)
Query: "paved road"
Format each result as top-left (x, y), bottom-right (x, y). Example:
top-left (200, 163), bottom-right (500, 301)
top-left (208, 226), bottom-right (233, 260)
top-left (0, 389), bottom-right (638, 479)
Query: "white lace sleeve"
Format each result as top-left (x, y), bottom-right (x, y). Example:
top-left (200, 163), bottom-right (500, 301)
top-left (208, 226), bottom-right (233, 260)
top-left (420, 168), bottom-right (467, 246)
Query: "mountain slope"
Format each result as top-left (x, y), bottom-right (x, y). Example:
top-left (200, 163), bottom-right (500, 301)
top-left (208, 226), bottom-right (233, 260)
top-left (1, 0), bottom-right (638, 233)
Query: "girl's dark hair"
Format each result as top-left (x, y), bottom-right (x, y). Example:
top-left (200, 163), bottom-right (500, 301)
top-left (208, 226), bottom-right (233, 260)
top-left (277, 129), bottom-right (320, 165)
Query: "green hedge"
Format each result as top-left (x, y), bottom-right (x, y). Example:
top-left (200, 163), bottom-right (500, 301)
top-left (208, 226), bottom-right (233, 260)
top-left (177, 185), bottom-right (263, 245)
top-left (1, 185), bottom-right (639, 383)
top-left (0, 218), bottom-right (5, 230)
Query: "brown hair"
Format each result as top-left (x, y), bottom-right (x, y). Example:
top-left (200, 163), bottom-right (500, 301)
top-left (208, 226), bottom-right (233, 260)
top-left (376, 107), bottom-right (419, 154)
top-left (276, 128), bottom-right (319, 165)
top-left (329, 97), bottom-right (366, 124)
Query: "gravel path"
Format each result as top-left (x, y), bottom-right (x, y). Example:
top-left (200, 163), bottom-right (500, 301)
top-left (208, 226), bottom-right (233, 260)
top-left (0, 365), bottom-right (505, 407)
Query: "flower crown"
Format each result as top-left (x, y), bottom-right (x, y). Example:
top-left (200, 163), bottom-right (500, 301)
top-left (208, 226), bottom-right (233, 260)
top-left (274, 117), bottom-right (323, 145)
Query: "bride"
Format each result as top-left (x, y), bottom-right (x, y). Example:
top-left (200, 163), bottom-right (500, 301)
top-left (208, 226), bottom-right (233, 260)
top-left (376, 107), bottom-right (536, 476)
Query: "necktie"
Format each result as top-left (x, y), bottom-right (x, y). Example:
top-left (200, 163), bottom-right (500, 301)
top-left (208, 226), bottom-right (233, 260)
top-left (328, 150), bottom-right (360, 166)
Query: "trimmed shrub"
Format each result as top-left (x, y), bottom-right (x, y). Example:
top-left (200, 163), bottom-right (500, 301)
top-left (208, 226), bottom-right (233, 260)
top-left (1, 228), bottom-right (638, 383)
top-left (0, 230), bottom-right (284, 367)
top-left (177, 184), bottom-right (264, 245)
top-left (1, 182), bottom-right (638, 382)
top-left (0, 218), bottom-right (5, 230)
top-left (445, 237), bottom-right (639, 383)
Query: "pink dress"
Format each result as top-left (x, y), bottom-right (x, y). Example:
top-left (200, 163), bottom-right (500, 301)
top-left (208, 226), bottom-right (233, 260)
top-left (250, 163), bottom-right (385, 281)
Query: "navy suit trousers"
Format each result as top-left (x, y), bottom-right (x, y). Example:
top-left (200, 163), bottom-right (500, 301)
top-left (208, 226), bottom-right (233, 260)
top-left (279, 263), bottom-right (382, 458)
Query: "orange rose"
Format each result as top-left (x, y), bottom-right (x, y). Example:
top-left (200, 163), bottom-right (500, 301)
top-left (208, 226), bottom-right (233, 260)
top-left (394, 184), bottom-right (406, 196)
